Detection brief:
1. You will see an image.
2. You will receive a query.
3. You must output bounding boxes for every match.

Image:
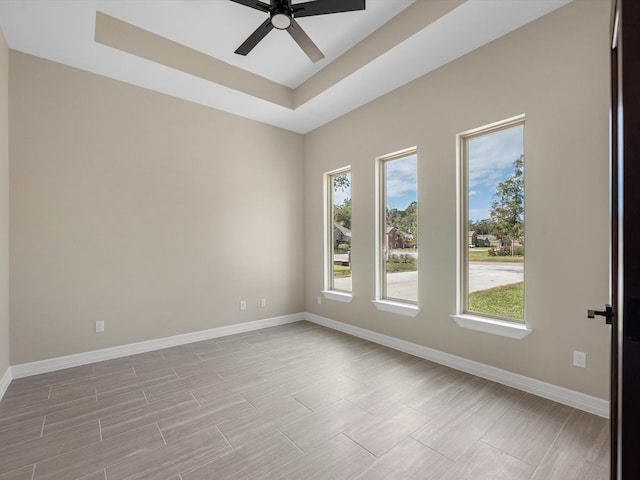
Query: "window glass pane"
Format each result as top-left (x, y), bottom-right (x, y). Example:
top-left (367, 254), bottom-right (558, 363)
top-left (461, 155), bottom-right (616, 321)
top-left (330, 171), bottom-right (351, 292)
top-left (466, 124), bottom-right (524, 321)
top-left (383, 154), bottom-right (418, 303)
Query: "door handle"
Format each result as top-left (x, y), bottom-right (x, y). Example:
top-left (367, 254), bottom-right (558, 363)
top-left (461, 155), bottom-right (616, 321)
top-left (587, 304), bottom-right (614, 325)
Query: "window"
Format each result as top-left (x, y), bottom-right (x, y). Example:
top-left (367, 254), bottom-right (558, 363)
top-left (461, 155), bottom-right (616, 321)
top-left (374, 148), bottom-right (419, 315)
top-left (459, 117), bottom-right (525, 324)
top-left (324, 168), bottom-right (352, 300)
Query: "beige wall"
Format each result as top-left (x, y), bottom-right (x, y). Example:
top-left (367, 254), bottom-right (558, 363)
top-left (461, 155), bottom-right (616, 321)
top-left (0, 28), bottom-right (9, 378)
top-left (9, 52), bottom-right (304, 364)
top-left (4, 1), bottom-right (612, 402)
top-left (304, 0), bottom-right (611, 399)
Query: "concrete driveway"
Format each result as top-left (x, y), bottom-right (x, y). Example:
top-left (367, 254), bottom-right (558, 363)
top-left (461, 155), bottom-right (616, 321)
top-left (331, 262), bottom-right (523, 302)
top-left (468, 262), bottom-right (523, 292)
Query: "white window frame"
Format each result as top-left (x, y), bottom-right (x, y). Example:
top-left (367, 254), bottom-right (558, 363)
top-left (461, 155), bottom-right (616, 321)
top-left (451, 115), bottom-right (531, 339)
top-left (322, 166), bottom-right (353, 303)
top-left (372, 147), bottom-right (420, 317)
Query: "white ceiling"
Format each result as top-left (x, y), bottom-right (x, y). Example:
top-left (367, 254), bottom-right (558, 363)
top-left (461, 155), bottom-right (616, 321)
top-left (0, 0), bottom-right (572, 133)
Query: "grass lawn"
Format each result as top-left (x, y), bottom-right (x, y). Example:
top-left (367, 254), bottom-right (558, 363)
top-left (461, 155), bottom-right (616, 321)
top-left (468, 247), bottom-right (523, 263)
top-left (333, 264), bottom-right (351, 277)
top-left (386, 261), bottom-right (417, 273)
top-left (468, 282), bottom-right (524, 320)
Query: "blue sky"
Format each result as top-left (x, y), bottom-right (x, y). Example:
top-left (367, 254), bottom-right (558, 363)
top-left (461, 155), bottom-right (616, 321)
top-left (330, 132), bottom-right (522, 218)
top-left (332, 155), bottom-right (418, 210)
top-left (385, 154), bottom-right (417, 210)
top-left (467, 125), bottom-right (523, 221)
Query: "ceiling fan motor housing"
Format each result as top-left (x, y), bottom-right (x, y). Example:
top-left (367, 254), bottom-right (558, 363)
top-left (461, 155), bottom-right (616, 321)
top-left (271, 4), bottom-right (292, 30)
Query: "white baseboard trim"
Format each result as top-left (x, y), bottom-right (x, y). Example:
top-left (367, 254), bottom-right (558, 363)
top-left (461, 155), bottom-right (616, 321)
top-left (11, 313), bottom-right (304, 380)
top-left (0, 366), bottom-right (12, 402)
top-left (6, 311), bottom-right (609, 419)
top-left (304, 312), bottom-right (609, 418)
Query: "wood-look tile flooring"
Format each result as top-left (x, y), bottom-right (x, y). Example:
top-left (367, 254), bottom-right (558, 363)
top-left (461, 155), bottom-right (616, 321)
top-left (0, 321), bottom-right (609, 480)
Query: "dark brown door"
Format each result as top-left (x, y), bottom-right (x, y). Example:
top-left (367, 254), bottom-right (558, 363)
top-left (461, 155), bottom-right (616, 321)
top-left (611, 0), bottom-right (640, 477)
top-left (609, 2), bottom-right (619, 478)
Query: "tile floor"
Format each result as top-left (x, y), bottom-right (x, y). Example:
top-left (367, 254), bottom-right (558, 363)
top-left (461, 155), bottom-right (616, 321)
top-left (0, 321), bottom-right (609, 479)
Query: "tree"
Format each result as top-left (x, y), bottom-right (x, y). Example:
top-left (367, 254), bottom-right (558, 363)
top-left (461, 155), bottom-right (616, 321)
top-left (490, 155), bottom-right (524, 254)
top-left (386, 201), bottom-right (418, 248)
top-left (469, 218), bottom-right (491, 235)
top-left (401, 201), bottom-right (418, 248)
top-left (386, 207), bottom-right (403, 228)
top-left (333, 173), bottom-right (350, 192)
top-left (332, 172), bottom-right (351, 229)
top-left (334, 198), bottom-right (351, 229)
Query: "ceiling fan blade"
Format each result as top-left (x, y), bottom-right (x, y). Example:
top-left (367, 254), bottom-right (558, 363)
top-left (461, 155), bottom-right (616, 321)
top-left (288, 18), bottom-right (324, 63)
top-left (293, 0), bottom-right (365, 18)
top-left (229, 0), bottom-right (270, 14)
top-left (235, 18), bottom-right (274, 56)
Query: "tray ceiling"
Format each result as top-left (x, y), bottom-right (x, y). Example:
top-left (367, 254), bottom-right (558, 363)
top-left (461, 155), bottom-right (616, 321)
top-left (0, 0), bottom-right (572, 133)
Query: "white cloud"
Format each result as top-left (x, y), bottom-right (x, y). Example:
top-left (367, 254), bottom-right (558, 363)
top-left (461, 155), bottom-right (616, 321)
top-left (468, 125), bottom-right (523, 191)
top-left (386, 154), bottom-right (417, 199)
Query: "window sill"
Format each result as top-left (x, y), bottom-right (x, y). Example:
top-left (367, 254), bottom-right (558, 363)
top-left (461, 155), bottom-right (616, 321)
top-left (450, 314), bottom-right (532, 340)
top-left (372, 300), bottom-right (421, 317)
top-left (321, 291), bottom-right (353, 303)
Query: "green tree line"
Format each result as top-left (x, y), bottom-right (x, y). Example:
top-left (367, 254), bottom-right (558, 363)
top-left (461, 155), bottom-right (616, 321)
top-left (386, 201), bottom-right (418, 248)
top-left (469, 154), bottom-right (524, 254)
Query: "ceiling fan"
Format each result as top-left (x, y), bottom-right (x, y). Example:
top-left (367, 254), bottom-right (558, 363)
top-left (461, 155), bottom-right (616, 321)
top-left (230, 0), bottom-right (366, 63)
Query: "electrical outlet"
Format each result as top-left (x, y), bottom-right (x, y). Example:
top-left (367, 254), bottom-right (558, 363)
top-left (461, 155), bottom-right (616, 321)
top-left (240, 300), bottom-right (247, 311)
top-left (261, 298), bottom-right (266, 308)
top-left (317, 296), bottom-right (322, 305)
top-left (95, 321), bottom-right (104, 333)
top-left (573, 350), bottom-right (586, 368)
